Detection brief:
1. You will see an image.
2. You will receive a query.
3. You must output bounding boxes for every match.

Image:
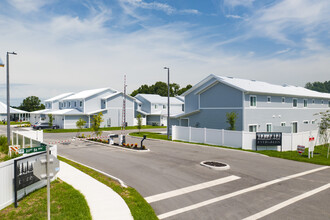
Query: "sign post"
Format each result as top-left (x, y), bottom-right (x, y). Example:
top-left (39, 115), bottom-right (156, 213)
top-left (308, 134), bottom-right (315, 159)
top-left (256, 132), bottom-right (282, 151)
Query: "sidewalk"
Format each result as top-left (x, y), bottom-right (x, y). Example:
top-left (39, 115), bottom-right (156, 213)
top-left (58, 161), bottom-right (133, 220)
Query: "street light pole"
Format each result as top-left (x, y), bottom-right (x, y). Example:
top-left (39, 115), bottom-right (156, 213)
top-left (6, 52), bottom-right (17, 146)
top-left (164, 67), bottom-right (170, 140)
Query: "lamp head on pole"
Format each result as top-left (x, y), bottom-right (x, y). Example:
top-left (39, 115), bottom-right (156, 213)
top-left (7, 52), bottom-right (17, 55)
top-left (164, 67), bottom-right (169, 70)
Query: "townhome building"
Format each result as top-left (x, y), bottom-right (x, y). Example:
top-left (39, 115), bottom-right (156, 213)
top-left (177, 74), bottom-right (330, 133)
top-left (134, 94), bottom-right (184, 126)
top-left (30, 88), bottom-right (142, 129)
top-left (0, 101), bottom-right (29, 122)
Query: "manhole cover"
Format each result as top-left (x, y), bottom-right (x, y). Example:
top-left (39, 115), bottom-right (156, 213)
top-left (200, 161), bottom-right (230, 170)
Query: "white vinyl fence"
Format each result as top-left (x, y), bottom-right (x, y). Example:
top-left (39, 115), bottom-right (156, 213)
top-left (0, 130), bottom-right (57, 210)
top-left (172, 126), bottom-right (325, 151)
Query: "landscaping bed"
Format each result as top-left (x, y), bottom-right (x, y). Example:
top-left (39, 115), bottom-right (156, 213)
top-left (44, 125), bottom-right (165, 133)
top-left (0, 179), bottom-right (91, 220)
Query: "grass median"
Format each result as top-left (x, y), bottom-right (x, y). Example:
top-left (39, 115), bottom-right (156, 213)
top-left (58, 156), bottom-right (158, 220)
top-left (130, 132), bottom-right (330, 166)
top-left (0, 179), bottom-right (91, 220)
top-left (44, 125), bottom-right (165, 133)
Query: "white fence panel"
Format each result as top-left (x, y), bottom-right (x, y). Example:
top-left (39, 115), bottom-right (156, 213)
top-left (242, 132), bottom-right (256, 150)
top-left (172, 126), bottom-right (190, 142)
top-left (223, 130), bottom-right (242, 148)
top-left (205, 128), bottom-right (223, 146)
top-left (190, 127), bottom-right (204, 143)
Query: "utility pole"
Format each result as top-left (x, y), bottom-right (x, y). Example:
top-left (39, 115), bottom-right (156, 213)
top-left (121, 75), bottom-right (127, 145)
top-left (164, 67), bottom-right (170, 140)
top-left (6, 52), bottom-right (17, 146)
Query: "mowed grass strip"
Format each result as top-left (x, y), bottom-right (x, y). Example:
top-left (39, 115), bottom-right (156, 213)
top-left (44, 125), bottom-right (165, 133)
top-left (130, 132), bottom-right (330, 166)
top-left (0, 179), bottom-right (91, 220)
top-left (58, 156), bottom-right (158, 220)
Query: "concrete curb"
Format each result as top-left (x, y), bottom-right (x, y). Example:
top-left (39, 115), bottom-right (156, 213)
top-left (58, 154), bottom-right (128, 188)
top-left (82, 139), bottom-right (151, 153)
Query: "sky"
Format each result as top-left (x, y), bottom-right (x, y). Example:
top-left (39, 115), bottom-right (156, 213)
top-left (0, 0), bottom-right (329, 106)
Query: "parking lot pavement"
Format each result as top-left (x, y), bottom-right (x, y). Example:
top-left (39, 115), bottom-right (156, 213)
top-left (47, 134), bottom-right (330, 220)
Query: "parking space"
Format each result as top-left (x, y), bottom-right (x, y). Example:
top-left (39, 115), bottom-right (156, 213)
top-left (47, 133), bottom-right (330, 220)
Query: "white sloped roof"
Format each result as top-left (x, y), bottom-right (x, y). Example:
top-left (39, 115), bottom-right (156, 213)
top-left (49, 109), bottom-right (84, 115)
top-left (30, 109), bottom-right (51, 114)
top-left (45, 92), bottom-right (74, 102)
top-left (0, 101), bottom-right (28, 114)
top-left (62, 88), bottom-right (117, 100)
top-left (102, 92), bottom-right (135, 101)
top-left (185, 74), bottom-right (330, 99)
top-left (135, 94), bottom-right (184, 105)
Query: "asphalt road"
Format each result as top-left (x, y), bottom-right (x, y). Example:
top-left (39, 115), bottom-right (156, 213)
top-left (45, 130), bottom-right (330, 220)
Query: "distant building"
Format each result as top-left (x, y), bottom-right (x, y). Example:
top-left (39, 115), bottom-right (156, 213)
top-left (30, 88), bottom-right (143, 129)
top-left (134, 94), bottom-right (184, 126)
top-left (0, 101), bottom-right (29, 122)
top-left (177, 74), bottom-right (330, 132)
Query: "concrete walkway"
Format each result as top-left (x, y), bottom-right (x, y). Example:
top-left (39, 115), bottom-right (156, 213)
top-left (58, 161), bottom-right (133, 220)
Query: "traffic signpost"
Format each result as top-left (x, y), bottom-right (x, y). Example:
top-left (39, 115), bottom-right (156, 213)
top-left (18, 146), bottom-right (46, 154)
top-left (308, 135), bottom-right (315, 159)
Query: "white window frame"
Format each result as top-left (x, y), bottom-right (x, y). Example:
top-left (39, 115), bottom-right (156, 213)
top-left (321, 100), bottom-right (324, 105)
top-left (74, 101), bottom-right (76, 107)
top-left (248, 124), bottom-right (257, 132)
top-left (292, 98), bottom-right (298, 108)
top-left (303, 99), bottom-right (308, 108)
top-left (311, 120), bottom-right (316, 124)
top-left (328, 100), bottom-right (330, 108)
top-left (155, 105), bottom-right (158, 109)
top-left (266, 123), bottom-right (272, 132)
top-left (163, 105), bottom-right (166, 109)
top-left (267, 96), bottom-right (271, 103)
top-left (281, 122), bottom-right (286, 126)
top-left (292, 121), bottom-right (298, 133)
top-left (68, 102), bottom-right (71, 108)
top-left (282, 97), bottom-right (285, 103)
top-left (312, 99), bottom-right (315, 104)
top-left (250, 95), bottom-right (257, 107)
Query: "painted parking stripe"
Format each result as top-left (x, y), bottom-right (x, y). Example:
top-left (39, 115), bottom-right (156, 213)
top-left (243, 183), bottom-right (330, 220)
top-left (158, 166), bottom-right (329, 219)
top-left (145, 175), bottom-right (241, 203)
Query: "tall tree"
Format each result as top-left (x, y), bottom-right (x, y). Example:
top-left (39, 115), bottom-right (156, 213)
top-left (18, 96), bottom-right (45, 112)
top-left (305, 81), bottom-right (330, 93)
top-left (130, 82), bottom-right (192, 97)
top-left (92, 112), bottom-right (104, 136)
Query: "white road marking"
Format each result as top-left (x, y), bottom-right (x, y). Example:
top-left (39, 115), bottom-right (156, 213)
top-left (145, 175), bottom-right (241, 203)
top-left (243, 183), bottom-right (330, 220)
top-left (158, 166), bottom-right (329, 219)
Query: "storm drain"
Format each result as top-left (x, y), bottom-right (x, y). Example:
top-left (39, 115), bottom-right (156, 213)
top-left (200, 161), bottom-right (230, 170)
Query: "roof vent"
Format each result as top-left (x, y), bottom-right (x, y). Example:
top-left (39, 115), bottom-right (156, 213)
top-left (227, 76), bottom-right (234, 79)
top-left (282, 84), bottom-right (289, 87)
top-left (251, 79), bottom-right (256, 82)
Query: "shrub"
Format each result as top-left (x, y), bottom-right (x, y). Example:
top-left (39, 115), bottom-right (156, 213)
top-left (0, 135), bottom-right (8, 154)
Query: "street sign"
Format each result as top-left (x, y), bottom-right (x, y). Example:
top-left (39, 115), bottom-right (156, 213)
top-left (18, 146), bottom-right (46, 154)
top-left (308, 134), bottom-right (315, 158)
top-left (33, 155), bottom-right (60, 180)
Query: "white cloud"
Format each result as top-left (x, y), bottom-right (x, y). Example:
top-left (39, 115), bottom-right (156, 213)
top-left (7, 0), bottom-right (51, 13)
top-left (223, 0), bottom-right (255, 8)
top-left (247, 0), bottom-right (330, 44)
top-left (226, 14), bottom-right (243, 19)
top-left (274, 48), bottom-right (291, 55)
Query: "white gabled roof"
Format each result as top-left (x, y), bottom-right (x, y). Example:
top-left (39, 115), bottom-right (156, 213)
top-left (184, 74), bottom-right (330, 99)
top-left (63, 88), bottom-right (117, 100)
top-left (30, 109), bottom-right (51, 114)
top-left (102, 92), bottom-right (135, 101)
top-left (45, 92), bottom-right (74, 102)
top-left (50, 109), bottom-right (83, 115)
top-left (135, 94), bottom-right (184, 105)
top-left (0, 101), bottom-right (29, 114)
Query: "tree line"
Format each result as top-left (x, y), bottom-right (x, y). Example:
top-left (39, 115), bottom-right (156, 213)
top-left (305, 80), bottom-right (330, 93)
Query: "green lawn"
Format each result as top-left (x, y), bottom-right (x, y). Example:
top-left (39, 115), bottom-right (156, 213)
top-left (0, 179), bottom-right (91, 220)
top-left (58, 156), bottom-right (158, 220)
top-left (44, 125), bottom-right (165, 133)
top-left (130, 132), bottom-right (330, 166)
top-left (0, 121), bottom-right (30, 125)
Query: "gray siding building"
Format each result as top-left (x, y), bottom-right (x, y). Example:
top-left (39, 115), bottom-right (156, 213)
top-left (178, 74), bottom-right (330, 132)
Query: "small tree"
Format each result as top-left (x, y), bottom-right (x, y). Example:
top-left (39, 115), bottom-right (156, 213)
top-left (92, 112), bottom-right (104, 136)
top-left (317, 110), bottom-right (330, 158)
top-left (76, 118), bottom-right (86, 137)
top-left (226, 112), bottom-right (238, 130)
top-left (136, 114), bottom-right (142, 133)
top-left (48, 114), bottom-right (54, 127)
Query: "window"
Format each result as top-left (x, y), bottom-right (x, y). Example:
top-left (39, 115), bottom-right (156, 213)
top-left (163, 105), bottom-right (166, 109)
top-left (303, 99), bottom-right (307, 107)
top-left (249, 125), bottom-right (257, 132)
top-left (155, 105), bottom-right (158, 109)
top-left (293, 98), bottom-right (297, 107)
top-left (250, 96), bottom-right (256, 107)
top-left (321, 100), bottom-right (324, 105)
top-left (292, 122), bottom-right (298, 133)
top-left (312, 99), bottom-right (315, 104)
top-left (282, 97), bottom-right (285, 103)
top-left (74, 102), bottom-right (76, 107)
top-left (80, 101), bottom-right (82, 107)
top-left (182, 104), bottom-right (184, 111)
top-left (267, 96), bottom-right (271, 103)
top-left (303, 120), bottom-right (309, 124)
top-left (329, 100), bottom-right (330, 107)
top-left (281, 122), bottom-right (286, 127)
top-left (64, 102), bottom-right (66, 107)
top-left (266, 124), bottom-right (272, 132)
top-left (311, 120), bottom-right (316, 124)
top-left (68, 102), bottom-right (71, 107)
